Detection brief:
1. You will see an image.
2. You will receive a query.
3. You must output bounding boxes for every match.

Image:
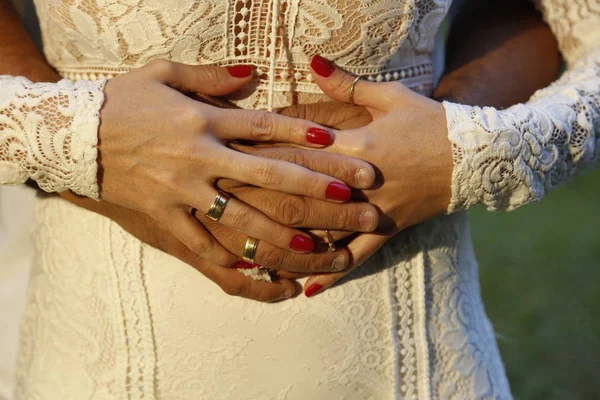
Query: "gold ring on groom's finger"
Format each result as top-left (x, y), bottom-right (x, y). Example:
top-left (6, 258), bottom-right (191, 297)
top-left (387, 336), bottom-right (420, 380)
top-left (205, 191), bottom-right (230, 222)
top-left (349, 76), bottom-right (361, 106)
top-left (243, 237), bottom-right (260, 265)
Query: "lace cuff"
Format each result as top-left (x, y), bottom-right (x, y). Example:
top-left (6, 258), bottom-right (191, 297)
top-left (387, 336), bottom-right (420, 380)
top-left (444, 45), bottom-right (600, 212)
top-left (0, 76), bottom-right (107, 199)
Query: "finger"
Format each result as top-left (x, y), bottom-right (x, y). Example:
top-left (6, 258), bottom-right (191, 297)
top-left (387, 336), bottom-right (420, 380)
top-left (310, 229), bottom-right (355, 244)
top-left (200, 215), bottom-right (351, 273)
top-left (230, 144), bottom-right (376, 189)
top-left (219, 148), bottom-right (353, 202)
top-left (302, 233), bottom-right (389, 297)
top-left (187, 256), bottom-right (297, 302)
top-left (191, 188), bottom-right (318, 254)
top-left (278, 102), bottom-right (373, 130)
top-left (228, 185), bottom-right (379, 232)
top-left (309, 55), bottom-right (407, 111)
top-left (167, 209), bottom-right (238, 267)
top-left (144, 59), bottom-right (254, 96)
top-left (210, 107), bottom-right (334, 147)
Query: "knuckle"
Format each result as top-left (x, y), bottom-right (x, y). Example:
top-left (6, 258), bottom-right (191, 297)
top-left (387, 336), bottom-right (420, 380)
top-left (278, 150), bottom-right (305, 166)
top-left (145, 199), bottom-right (166, 217)
top-left (148, 58), bottom-right (174, 75)
top-left (254, 289), bottom-right (274, 303)
top-left (277, 196), bottom-right (307, 227)
top-left (259, 247), bottom-right (285, 269)
top-left (329, 162), bottom-right (352, 183)
top-left (249, 112), bottom-right (275, 141)
top-left (189, 237), bottom-right (212, 256)
top-left (226, 207), bottom-right (254, 229)
top-left (333, 207), bottom-right (352, 228)
top-left (253, 161), bottom-right (283, 187)
top-left (201, 66), bottom-right (221, 83)
top-left (331, 74), bottom-right (355, 95)
top-left (180, 105), bottom-right (208, 130)
top-left (385, 82), bottom-right (406, 98)
top-left (221, 281), bottom-right (243, 297)
top-left (211, 251), bottom-right (232, 267)
top-left (307, 256), bottom-right (331, 273)
top-left (346, 133), bottom-right (371, 156)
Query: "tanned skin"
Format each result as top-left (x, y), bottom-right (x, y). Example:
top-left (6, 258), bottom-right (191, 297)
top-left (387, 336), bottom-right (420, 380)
top-left (0, 0), bottom-right (561, 301)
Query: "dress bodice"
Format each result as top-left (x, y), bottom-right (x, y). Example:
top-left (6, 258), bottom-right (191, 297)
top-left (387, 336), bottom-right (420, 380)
top-left (33, 0), bottom-right (450, 108)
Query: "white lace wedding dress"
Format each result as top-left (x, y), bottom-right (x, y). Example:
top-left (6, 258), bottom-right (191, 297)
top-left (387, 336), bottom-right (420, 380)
top-left (1, 0), bottom-right (598, 399)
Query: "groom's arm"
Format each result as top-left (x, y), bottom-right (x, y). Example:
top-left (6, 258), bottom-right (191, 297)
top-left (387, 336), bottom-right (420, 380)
top-left (433, 0), bottom-right (561, 108)
top-left (0, 0), bottom-right (59, 82)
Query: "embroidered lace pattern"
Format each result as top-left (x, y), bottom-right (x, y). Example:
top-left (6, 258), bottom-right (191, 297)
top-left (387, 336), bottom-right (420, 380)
top-left (32, 0), bottom-right (445, 109)
top-left (445, 0), bottom-right (600, 212)
top-left (10, 1), bottom-right (596, 399)
top-left (0, 77), bottom-right (106, 199)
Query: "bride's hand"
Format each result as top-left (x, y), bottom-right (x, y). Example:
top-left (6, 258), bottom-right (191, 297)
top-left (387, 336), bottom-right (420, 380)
top-left (297, 56), bottom-right (454, 296)
top-left (60, 148), bottom-right (378, 301)
top-left (97, 59), bottom-right (359, 271)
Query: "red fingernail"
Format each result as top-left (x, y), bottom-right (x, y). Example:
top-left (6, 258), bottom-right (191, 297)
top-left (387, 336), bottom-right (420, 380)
top-left (289, 235), bottom-right (315, 253)
top-left (311, 55), bottom-right (335, 78)
top-left (305, 284), bottom-right (323, 298)
top-left (326, 182), bottom-right (351, 202)
top-left (233, 261), bottom-right (253, 269)
top-left (227, 65), bottom-right (254, 78)
top-left (307, 128), bottom-right (332, 145)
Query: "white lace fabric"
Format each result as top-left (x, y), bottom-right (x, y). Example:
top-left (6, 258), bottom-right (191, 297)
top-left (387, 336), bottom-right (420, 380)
top-left (0, 76), bottom-right (105, 199)
top-left (445, 0), bottom-right (600, 212)
top-left (6, 0), bottom-right (597, 399)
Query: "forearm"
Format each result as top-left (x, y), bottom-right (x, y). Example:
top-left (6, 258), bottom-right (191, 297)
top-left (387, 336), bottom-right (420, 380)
top-left (433, 0), bottom-right (560, 108)
top-left (0, 0), bottom-right (58, 81)
top-left (443, 0), bottom-right (600, 212)
top-left (0, 0), bottom-right (105, 198)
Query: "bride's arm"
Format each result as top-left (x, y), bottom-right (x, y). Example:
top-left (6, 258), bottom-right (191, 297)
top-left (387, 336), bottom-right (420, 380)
top-left (0, 0), bottom-right (105, 198)
top-left (444, 0), bottom-right (600, 212)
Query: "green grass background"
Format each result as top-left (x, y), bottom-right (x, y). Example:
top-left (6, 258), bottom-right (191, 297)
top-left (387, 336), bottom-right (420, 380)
top-left (470, 168), bottom-right (600, 399)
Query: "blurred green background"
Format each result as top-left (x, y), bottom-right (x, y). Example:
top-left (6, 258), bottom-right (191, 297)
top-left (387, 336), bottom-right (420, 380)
top-left (471, 168), bottom-right (600, 399)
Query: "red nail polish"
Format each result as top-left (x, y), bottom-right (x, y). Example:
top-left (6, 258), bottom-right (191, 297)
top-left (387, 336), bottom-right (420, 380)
top-left (311, 55), bottom-right (335, 78)
top-left (233, 261), bottom-right (253, 269)
top-left (305, 284), bottom-right (323, 298)
top-left (227, 65), bottom-right (254, 78)
top-left (326, 182), bottom-right (351, 202)
top-left (289, 235), bottom-right (315, 253)
top-left (307, 128), bottom-right (332, 145)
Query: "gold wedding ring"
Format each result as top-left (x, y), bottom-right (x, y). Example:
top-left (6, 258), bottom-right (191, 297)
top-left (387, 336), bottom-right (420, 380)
top-left (205, 191), bottom-right (230, 222)
top-left (349, 76), bottom-right (361, 106)
top-left (324, 230), bottom-right (336, 252)
top-left (242, 237), bottom-right (260, 264)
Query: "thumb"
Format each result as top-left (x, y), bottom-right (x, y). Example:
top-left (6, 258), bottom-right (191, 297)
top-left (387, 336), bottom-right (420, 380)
top-left (144, 59), bottom-right (254, 96)
top-left (309, 55), bottom-right (403, 111)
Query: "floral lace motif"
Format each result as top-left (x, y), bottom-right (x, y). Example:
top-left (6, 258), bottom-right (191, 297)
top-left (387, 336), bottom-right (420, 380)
top-left (445, 0), bottom-right (600, 212)
top-left (20, 0), bottom-right (600, 399)
top-left (33, 0), bottom-right (443, 109)
top-left (0, 77), bottom-right (105, 199)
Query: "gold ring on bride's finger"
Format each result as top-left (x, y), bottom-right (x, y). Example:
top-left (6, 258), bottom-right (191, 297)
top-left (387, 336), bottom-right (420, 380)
top-left (205, 191), bottom-right (230, 222)
top-left (349, 76), bottom-right (361, 106)
top-left (242, 236), bottom-right (260, 264)
top-left (324, 230), bottom-right (336, 252)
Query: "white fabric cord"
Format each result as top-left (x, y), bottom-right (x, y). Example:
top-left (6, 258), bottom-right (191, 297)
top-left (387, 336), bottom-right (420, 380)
top-left (267, 0), bottom-right (280, 112)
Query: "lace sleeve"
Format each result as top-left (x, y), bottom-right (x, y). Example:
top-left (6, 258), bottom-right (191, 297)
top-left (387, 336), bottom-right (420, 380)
top-left (0, 76), bottom-right (106, 199)
top-left (443, 0), bottom-right (600, 212)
